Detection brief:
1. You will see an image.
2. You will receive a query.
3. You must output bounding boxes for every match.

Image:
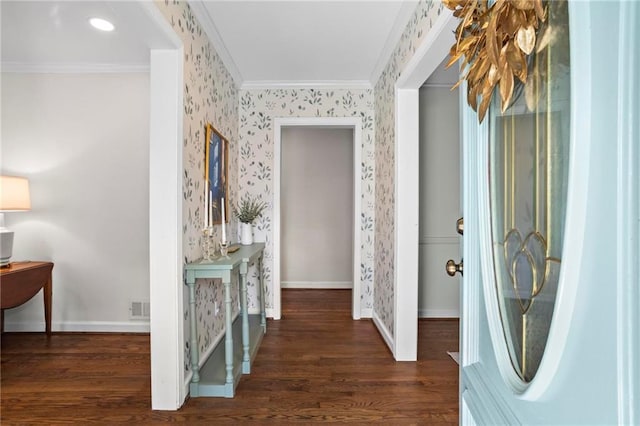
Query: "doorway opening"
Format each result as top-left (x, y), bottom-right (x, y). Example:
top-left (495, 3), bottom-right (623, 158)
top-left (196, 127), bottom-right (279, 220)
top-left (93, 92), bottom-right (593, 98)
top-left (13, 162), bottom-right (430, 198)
top-left (273, 117), bottom-right (362, 320)
top-left (417, 58), bottom-right (461, 322)
top-left (280, 127), bottom-right (354, 296)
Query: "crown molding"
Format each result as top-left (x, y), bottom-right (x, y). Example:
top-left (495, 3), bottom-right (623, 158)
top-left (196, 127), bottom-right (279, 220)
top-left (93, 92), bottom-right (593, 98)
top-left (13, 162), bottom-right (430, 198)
top-left (369, 1), bottom-right (419, 87)
top-left (240, 80), bottom-right (372, 91)
top-left (421, 82), bottom-right (456, 89)
top-left (0, 62), bottom-right (149, 74)
top-left (188, 0), bottom-right (244, 88)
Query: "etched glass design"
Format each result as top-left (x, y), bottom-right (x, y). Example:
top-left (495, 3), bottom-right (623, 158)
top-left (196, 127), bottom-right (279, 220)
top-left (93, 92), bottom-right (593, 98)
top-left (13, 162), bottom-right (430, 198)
top-left (488, 0), bottom-right (570, 382)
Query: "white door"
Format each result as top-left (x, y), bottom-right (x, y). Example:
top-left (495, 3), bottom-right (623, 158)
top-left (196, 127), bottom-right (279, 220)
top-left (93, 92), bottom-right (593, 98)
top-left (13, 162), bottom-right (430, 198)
top-left (459, 1), bottom-right (639, 424)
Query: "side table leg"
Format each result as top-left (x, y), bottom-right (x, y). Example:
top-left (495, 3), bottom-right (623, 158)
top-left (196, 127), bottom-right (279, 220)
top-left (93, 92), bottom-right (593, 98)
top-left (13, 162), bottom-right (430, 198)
top-left (44, 275), bottom-right (52, 335)
top-left (240, 261), bottom-right (250, 373)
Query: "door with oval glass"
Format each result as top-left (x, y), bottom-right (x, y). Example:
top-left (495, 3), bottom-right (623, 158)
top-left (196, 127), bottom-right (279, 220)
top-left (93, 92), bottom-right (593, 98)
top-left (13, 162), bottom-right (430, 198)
top-left (457, 1), bottom-right (639, 424)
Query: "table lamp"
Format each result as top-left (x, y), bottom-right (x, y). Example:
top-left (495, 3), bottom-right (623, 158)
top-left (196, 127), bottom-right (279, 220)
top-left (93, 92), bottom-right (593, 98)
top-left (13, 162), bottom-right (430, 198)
top-left (0, 176), bottom-right (31, 267)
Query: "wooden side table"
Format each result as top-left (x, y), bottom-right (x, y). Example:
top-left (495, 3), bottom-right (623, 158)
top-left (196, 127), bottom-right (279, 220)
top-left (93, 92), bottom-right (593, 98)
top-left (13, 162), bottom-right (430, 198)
top-left (0, 261), bottom-right (54, 335)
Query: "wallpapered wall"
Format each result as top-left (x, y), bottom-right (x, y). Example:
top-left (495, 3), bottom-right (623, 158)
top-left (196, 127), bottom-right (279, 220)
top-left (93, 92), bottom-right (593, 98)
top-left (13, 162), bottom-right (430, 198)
top-left (155, 0), bottom-right (239, 375)
top-left (153, 0), bottom-right (447, 374)
top-left (238, 89), bottom-right (376, 314)
top-left (373, 0), bottom-right (446, 337)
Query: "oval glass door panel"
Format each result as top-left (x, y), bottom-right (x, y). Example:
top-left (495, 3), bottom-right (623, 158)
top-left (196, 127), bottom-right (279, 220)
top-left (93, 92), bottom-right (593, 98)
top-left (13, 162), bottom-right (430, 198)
top-left (488, 1), bottom-right (570, 382)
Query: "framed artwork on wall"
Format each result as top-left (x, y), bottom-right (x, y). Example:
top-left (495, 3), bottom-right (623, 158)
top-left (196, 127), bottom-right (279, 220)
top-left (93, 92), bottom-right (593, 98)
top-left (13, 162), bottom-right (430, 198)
top-left (205, 123), bottom-right (228, 225)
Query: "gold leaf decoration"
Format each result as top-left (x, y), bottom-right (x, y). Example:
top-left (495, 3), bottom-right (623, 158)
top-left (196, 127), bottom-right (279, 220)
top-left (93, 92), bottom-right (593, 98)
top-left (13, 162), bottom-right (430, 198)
top-left (444, 0), bottom-right (547, 122)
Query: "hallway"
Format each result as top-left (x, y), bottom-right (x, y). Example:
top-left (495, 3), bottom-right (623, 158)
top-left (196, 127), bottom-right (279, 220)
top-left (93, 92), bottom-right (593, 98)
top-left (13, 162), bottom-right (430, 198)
top-left (1, 289), bottom-right (459, 424)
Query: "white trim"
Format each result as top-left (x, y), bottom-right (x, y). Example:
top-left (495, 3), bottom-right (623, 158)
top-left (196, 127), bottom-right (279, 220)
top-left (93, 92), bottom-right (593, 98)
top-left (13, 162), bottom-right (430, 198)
top-left (395, 9), bottom-right (457, 89)
top-left (273, 117), bottom-right (363, 321)
top-left (2, 321), bottom-right (150, 333)
top-left (393, 87), bottom-right (419, 361)
top-left (418, 309), bottom-right (459, 318)
top-left (187, 0), bottom-right (243, 87)
top-left (369, 1), bottom-right (419, 85)
top-left (0, 62), bottom-right (149, 74)
top-left (373, 309), bottom-right (394, 353)
top-left (420, 82), bottom-right (456, 89)
top-left (241, 80), bottom-right (372, 91)
top-left (183, 371), bottom-right (193, 396)
top-left (419, 236), bottom-right (459, 245)
top-left (392, 9), bottom-right (458, 362)
top-left (149, 46), bottom-right (184, 411)
top-left (281, 281), bottom-right (353, 289)
top-left (616, 1), bottom-right (640, 423)
top-left (360, 308), bottom-right (373, 318)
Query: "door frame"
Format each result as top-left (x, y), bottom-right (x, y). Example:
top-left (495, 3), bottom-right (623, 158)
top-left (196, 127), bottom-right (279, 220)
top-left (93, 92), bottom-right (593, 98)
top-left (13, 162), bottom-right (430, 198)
top-left (393, 10), bottom-right (458, 360)
top-left (273, 117), bottom-right (363, 320)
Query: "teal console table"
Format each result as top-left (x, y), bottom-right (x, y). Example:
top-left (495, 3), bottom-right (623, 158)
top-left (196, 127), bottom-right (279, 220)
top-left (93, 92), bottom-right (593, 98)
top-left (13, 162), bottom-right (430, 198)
top-left (184, 243), bottom-right (266, 398)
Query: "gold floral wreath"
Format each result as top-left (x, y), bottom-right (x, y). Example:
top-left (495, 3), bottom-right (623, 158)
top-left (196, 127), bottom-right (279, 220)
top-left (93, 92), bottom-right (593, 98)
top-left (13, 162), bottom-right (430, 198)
top-left (444, 0), bottom-right (547, 122)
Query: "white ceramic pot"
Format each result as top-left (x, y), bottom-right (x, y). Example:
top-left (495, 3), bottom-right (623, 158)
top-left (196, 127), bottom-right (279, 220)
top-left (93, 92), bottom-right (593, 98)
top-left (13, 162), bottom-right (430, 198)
top-left (240, 222), bottom-right (253, 245)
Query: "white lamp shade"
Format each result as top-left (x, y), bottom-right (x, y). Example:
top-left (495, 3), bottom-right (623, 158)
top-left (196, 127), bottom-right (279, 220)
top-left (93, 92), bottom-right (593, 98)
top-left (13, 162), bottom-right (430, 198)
top-left (0, 176), bottom-right (31, 211)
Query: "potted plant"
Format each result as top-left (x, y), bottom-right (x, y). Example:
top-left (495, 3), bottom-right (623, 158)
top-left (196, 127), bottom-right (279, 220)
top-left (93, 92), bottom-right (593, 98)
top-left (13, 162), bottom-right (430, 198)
top-left (233, 196), bottom-right (266, 245)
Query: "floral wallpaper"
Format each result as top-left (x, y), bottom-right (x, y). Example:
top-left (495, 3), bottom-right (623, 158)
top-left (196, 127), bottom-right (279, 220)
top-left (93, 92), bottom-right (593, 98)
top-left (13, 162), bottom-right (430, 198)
top-left (153, 0), bottom-right (448, 376)
top-left (238, 89), bottom-right (376, 314)
top-left (374, 0), bottom-right (446, 337)
top-left (155, 0), bottom-right (239, 374)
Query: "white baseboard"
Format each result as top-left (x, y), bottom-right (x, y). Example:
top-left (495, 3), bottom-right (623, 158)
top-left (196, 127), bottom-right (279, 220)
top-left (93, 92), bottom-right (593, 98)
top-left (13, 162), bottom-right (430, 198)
top-left (418, 309), bottom-right (460, 318)
top-left (281, 281), bottom-right (353, 289)
top-left (360, 308), bottom-right (373, 318)
top-left (372, 309), bottom-right (394, 354)
top-left (184, 370), bottom-right (193, 397)
top-left (3, 321), bottom-right (150, 333)
top-left (266, 308), bottom-right (277, 319)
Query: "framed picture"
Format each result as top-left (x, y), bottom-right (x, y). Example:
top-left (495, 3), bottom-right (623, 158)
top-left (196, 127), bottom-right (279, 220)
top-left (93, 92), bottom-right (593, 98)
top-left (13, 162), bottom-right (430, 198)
top-left (205, 123), bottom-right (229, 224)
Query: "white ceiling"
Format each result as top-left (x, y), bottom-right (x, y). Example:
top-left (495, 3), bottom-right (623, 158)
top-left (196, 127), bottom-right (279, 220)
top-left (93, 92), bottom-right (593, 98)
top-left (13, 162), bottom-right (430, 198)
top-left (0, 1), bottom-right (454, 88)
top-left (1, 1), bottom-right (151, 71)
top-left (189, 0), bottom-right (419, 88)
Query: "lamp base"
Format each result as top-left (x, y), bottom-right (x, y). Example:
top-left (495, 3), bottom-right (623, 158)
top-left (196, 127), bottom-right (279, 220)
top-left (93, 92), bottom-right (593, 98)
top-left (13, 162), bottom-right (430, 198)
top-left (0, 228), bottom-right (14, 267)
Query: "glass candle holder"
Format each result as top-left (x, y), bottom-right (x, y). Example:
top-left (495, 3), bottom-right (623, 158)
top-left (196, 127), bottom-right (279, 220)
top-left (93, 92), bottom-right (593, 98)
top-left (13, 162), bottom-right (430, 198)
top-left (202, 227), bottom-right (216, 261)
top-left (219, 241), bottom-right (229, 258)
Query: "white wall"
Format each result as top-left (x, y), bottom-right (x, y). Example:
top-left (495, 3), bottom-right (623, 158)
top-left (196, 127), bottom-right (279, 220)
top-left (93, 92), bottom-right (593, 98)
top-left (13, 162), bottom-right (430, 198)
top-left (281, 127), bottom-right (353, 288)
top-left (418, 84), bottom-right (460, 317)
top-left (1, 72), bottom-right (150, 331)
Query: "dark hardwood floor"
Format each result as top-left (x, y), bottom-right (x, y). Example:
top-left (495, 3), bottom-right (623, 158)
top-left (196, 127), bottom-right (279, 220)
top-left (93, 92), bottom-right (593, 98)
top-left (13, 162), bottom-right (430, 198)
top-left (1, 289), bottom-right (459, 424)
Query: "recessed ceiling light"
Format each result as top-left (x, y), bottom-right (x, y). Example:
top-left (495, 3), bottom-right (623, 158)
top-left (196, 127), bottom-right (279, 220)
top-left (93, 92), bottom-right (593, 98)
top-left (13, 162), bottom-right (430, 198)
top-left (89, 17), bottom-right (114, 32)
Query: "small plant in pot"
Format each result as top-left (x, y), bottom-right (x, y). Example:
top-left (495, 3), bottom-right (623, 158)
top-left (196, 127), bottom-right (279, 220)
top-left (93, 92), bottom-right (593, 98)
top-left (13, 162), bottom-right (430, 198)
top-left (233, 196), bottom-right (266, 245)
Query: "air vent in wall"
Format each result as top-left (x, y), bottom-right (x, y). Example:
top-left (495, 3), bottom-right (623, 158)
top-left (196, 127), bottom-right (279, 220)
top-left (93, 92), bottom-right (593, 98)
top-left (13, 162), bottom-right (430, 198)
top-left (130, 301), bottom-right (150, 319)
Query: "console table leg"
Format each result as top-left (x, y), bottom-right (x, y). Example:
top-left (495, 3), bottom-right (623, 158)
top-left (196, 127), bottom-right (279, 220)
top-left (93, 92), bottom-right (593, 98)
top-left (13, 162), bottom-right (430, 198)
top-left (240, 261), bottom-right (250, 372)
top-left (259, 255), bottom-right (266, 332)
top-left (186, 274), bottom-right (200, 383)
top-left (223, 273), bottom-right (234, 386)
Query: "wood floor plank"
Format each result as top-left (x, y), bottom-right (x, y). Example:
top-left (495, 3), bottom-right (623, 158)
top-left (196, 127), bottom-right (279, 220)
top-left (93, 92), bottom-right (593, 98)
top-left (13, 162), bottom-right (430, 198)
top-left (1, 289), bottom-right (458, 424)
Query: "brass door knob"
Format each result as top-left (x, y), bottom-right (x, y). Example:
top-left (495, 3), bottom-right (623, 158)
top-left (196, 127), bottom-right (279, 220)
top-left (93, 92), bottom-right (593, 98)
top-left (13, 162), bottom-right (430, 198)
top-left (456, 217), bottom-right (464, 235)
top-left (446, 259), bottom-right (463, 276)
